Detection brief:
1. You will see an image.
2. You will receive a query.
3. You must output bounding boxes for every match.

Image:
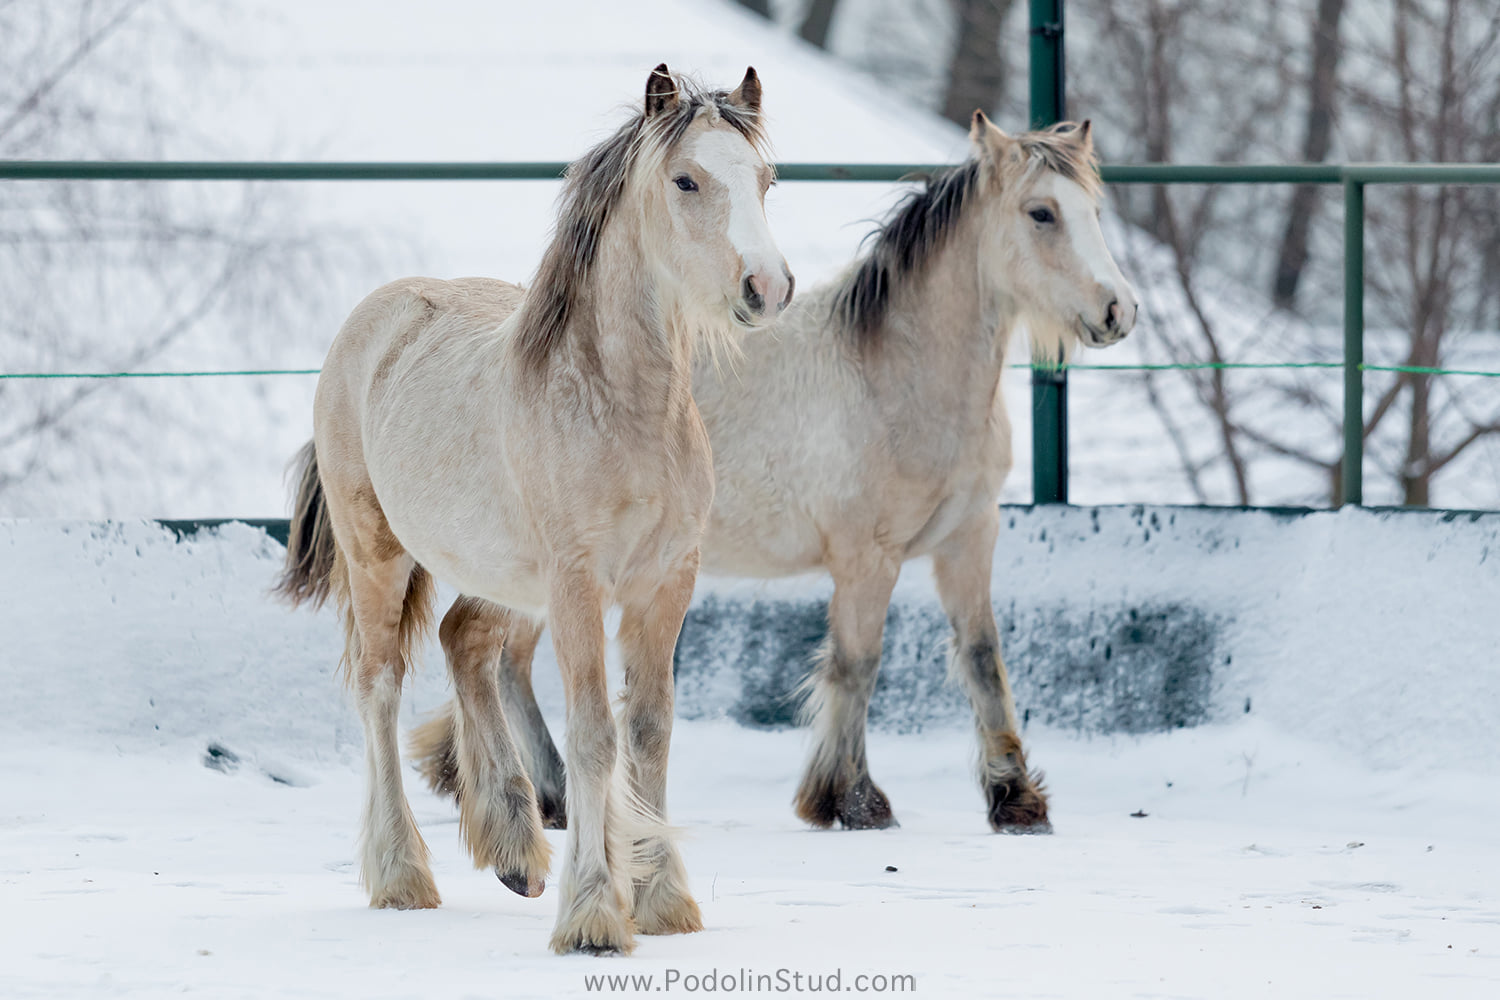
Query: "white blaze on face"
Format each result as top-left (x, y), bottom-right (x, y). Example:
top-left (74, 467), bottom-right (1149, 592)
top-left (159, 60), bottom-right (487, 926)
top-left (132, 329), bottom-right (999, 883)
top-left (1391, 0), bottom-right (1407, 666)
top-left (690, 128), bottom-right (786, 306)
top-left (1047, 174), bottom-right (1136, 320)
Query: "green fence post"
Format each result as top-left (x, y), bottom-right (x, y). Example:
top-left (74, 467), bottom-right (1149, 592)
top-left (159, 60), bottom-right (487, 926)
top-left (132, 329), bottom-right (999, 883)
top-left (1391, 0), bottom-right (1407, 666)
top-left (1342, 178), bottom-right (1364, 507)
top-left (1029, 0), bottom-right (1067, 504)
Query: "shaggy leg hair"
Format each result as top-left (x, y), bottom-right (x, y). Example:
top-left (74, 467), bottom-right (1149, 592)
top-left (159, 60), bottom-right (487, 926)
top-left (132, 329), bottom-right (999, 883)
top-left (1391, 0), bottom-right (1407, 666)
top-left (934, 512), bottom-right (1052, 834)
top-left (793, 640), bottom-right (896, 830)
top-left (346, 555), bottom-right (442, 909)
top-left (793, 563), bottom-right (901, 831)
top-left (618, 564), bottom-right (703, 935)
top-left (439, 598), bottom-right (552, 896)
top-left (410, 615), bottom-right (567, 829)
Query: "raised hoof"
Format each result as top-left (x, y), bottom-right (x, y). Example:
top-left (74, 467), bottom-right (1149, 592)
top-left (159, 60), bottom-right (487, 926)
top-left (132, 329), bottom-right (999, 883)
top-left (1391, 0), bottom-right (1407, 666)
top-left (497, 867), bottom-right (546, 898)
top-left (795, 773), bottom-right (899, 831)
top-left (986, 772), bottom-right (1052, 834)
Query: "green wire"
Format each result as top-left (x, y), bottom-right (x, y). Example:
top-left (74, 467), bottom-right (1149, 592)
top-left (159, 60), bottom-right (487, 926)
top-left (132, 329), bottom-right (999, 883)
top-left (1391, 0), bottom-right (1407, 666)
top-left (0, 368), bottom-right (321, 379)
top-left (1, 362), bottom-right (1497, 379)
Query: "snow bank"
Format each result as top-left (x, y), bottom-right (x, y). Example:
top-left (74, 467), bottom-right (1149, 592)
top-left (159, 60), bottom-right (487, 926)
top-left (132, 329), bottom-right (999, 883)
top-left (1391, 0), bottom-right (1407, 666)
top-left (2, 507), bottom-right (1496, 774)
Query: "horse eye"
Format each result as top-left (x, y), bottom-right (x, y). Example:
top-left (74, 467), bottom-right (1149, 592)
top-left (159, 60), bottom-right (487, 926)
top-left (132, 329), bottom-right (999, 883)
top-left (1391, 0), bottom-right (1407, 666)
top-left (1029, 207), bottom-right (1056, 224)
top-left (675, 175), bottom-right (698, 192)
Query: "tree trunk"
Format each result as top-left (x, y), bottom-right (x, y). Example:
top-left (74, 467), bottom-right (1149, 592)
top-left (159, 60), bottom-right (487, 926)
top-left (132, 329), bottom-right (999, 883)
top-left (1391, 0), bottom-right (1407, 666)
top-left (799, 0), bottom-right (840, 49)
top-left (940, 0), bottom-right (1016, 127)
top-left (1271, 0), bottom-right (1346, 311)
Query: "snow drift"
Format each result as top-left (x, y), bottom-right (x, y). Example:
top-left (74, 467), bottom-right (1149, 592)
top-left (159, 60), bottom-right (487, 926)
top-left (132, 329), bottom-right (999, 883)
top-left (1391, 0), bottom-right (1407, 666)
top-left (3, 506), bottom-right (1494, 775)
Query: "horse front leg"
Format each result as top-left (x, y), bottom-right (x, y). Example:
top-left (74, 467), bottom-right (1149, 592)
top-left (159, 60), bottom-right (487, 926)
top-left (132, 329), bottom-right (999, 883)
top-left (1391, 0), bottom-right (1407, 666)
top-left (618, 555), bottom-right (703, 936)
top-left (933, 508), bottom-right (1051, 833)
top-left (548, 568), bottom-right (635, 956)
top-left (794, 556), bottom-right (900, 830)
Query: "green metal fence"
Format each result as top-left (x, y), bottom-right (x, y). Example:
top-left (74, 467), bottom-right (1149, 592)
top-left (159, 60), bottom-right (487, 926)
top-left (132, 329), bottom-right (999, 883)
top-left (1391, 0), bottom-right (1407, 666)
top-left (4, 157), bottom-right (1499, 508)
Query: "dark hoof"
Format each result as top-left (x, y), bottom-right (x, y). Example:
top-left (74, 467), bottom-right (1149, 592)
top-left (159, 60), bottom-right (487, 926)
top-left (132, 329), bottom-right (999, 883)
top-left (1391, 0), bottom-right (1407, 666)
top-left (796, 773), bottom-right (898, 830)
top-left (577, 943), bottom-right (625, 957)
top-left (497, 867), bottom-right (546, 898)
top-left (986, 771), bottom-right (1052, 834)
top-left (538, 790), bottom-right (567, 830)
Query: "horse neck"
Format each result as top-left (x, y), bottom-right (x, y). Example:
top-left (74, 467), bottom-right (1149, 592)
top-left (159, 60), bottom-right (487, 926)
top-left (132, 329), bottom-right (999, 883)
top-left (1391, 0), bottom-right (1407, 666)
top-left (863, 209), bottom-right (1018, 411)
top-left (561, 209), bottom-right (696, 425)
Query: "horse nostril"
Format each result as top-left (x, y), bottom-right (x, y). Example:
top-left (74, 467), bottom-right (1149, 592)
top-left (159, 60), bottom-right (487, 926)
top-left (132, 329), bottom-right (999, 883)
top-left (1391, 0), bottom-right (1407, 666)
top-left (1106, 298), bottom-right (1121, 331)
top-left (741, 274), bottom-right (765, 315)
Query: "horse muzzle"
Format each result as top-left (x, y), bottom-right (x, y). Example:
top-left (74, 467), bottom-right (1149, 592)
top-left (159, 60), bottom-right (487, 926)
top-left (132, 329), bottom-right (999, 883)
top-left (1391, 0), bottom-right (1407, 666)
top-left (738, 264), bottom-right (795, 322)
top-left (1079, 295), bottom-right (1137, 346)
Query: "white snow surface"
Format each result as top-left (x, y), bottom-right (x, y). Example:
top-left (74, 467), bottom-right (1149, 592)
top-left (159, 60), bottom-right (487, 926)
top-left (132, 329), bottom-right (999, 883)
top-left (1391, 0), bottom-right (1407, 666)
top-left (2, 515), bottom-right (1497, 996)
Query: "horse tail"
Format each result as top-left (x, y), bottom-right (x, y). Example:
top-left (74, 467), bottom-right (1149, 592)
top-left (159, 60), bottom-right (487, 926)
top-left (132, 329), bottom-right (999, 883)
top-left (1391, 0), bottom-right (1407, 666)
top-left (274, 440), bottom-right (338, 609)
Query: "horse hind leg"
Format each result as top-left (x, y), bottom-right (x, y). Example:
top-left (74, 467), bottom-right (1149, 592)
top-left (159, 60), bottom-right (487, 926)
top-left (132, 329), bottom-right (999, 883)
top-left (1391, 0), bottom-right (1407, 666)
top-left (345, 552), bottom-right (443, 908)
top-left (933, 511), bottom-right (1051, 834)
top-left (496, 616), bottom-right (568, 828)
top-left (438, 597), bottom-right (552, 896)
top-left (794, 560), bottom-right (900, 831)
top-left (410, 614), bottom-right (567, 829)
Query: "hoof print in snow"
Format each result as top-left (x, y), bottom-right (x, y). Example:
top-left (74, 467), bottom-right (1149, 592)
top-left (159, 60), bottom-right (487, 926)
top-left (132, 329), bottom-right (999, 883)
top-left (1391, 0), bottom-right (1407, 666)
top-left (203, 742), bottom-right (240, 773)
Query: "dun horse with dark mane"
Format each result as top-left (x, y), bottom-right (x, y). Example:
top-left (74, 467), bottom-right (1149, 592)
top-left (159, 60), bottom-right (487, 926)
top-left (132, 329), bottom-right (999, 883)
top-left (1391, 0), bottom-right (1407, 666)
top-left (415, 112), bottom-right (1136, 837)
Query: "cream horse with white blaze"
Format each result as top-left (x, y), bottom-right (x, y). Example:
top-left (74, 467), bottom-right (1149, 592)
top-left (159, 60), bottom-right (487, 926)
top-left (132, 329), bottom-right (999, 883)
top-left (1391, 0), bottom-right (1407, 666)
top-left (415, 113), bottom-right (1136, 836)
top-left (277, 66), bottom-right (791, 956)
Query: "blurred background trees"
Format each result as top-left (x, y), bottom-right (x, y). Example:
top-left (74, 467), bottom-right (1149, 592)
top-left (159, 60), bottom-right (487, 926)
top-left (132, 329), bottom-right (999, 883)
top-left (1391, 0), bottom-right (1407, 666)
top-left (0, 0), bottom-right (353, 512)
top-left (735, 0), bottom-right (1500, 506)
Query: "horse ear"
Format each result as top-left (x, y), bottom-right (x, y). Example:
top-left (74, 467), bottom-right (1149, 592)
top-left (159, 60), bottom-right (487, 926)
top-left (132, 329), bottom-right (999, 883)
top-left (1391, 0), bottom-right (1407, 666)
top-left (970, 109), bottom-right (1019, 165)
top-left (645, 63), bottom-right (679, 118)
top-left (729, 66), bottom-right (762, 113)
top-left (1074, 119), bottom-right (1095, 153)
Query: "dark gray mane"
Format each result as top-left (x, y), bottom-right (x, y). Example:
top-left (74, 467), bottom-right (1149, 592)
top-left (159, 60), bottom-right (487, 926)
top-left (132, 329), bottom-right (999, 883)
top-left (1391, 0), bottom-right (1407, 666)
top-left (834, 121), bottom-right (1099, 348)
top-left (514, 79), bottom-right (766, 372)
top-left (834, 160), bottom-right (981, 348)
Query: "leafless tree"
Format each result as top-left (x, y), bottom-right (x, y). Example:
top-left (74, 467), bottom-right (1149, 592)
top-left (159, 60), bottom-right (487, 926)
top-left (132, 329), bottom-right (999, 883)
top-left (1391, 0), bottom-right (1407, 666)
top-left (940, 0), bottom-right (1017, 127)
top-left (1271, 0), bottom-right (1346, 310)
top-left (799, 0), bottom-right (842, 49)
top-left (0, 1), bottom-right (351, 514)
top-left (1075, 0), bottom-right (1500, 506)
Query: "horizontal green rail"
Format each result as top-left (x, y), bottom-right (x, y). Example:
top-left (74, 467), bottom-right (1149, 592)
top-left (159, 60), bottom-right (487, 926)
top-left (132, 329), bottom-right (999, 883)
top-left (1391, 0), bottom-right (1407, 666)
top-left (5, 160), bottom-right (1500, 184)
top-left (5, 158), bottom-right (1500, 509)
top-left (4, 362), bottom-right (1499, 380)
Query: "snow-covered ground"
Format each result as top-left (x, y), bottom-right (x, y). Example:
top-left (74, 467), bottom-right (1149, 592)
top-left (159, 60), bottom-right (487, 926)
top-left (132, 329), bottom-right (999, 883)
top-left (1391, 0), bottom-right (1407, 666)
top-left (2, 517), bottom-right (1497, 996)
top-left (7, 721), bottom-right (1499, 999)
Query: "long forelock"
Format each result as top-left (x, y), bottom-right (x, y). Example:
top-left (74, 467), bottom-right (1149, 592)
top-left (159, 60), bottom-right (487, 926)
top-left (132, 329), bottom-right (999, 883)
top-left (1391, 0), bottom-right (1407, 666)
top-left (1017, 123), bottom-right (1101, 202)
top-left (513, 77), bottom-right (769, 372)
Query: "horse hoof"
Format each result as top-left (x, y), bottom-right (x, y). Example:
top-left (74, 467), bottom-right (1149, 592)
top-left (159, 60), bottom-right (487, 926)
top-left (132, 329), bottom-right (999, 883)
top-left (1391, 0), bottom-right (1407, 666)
top-left (538, 793), bottom-right (568, 830)
top-left (986, 774), bottom-right (1051, 834)
top-left (497, 867), bottom-right (546, 898)
top-left (994, 818), bottom-right (1054, 835)
top-left (796, 773), bottom-right (898, 830)
top-left (577, 943), bottom-right (626, 957)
